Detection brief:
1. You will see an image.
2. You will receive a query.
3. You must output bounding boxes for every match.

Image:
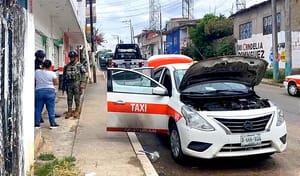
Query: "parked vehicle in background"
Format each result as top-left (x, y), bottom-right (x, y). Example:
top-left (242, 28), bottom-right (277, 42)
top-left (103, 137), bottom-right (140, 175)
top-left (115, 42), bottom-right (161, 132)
top-left (106, 55), bottom-right (287, 163)
top-left (99, 52), bottom-right (113, 68)
top-left (283, 75), bottom-right (300, 96)
top-left (111, 44), bottom-right (145, 68)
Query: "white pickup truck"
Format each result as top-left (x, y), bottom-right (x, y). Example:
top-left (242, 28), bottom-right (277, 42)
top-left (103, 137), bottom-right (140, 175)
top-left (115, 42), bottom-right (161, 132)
top-left (111, 44), bottom-right (145, 69)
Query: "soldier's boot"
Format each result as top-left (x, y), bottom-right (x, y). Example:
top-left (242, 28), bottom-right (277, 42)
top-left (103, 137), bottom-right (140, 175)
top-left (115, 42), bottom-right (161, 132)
top-left (73, 107), bottom-right (80, 119)
top-left (65, 108), bottom-right (73, 119)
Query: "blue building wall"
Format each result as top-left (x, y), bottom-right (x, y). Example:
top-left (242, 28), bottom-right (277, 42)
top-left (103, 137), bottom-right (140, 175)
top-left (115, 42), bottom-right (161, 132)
top-left (166, 29), bottom-right (180, 54)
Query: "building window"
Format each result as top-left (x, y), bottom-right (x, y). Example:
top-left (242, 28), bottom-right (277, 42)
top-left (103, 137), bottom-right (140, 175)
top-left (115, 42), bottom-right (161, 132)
top-left (263, 13), bottom-right (281, 35)
top-left (17, 0), bottom-right (27, 9)
top-left (239, 22), bottom-right (252, 40)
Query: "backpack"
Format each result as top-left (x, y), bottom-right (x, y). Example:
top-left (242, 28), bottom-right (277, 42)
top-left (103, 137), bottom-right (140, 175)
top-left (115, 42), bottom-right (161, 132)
top-left (64, 63), bottom-right (81, 81)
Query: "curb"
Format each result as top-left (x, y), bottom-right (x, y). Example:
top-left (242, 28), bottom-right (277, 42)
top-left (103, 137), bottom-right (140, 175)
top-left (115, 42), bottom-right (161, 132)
top-left (127, 132), bottom-right (159, 176)
top-left (261, 79), bottom-right (284, 88)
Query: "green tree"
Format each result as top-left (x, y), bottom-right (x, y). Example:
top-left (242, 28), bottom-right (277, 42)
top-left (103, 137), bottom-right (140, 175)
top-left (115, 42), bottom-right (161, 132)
top-left (189, 14), bottom-right (234, 60)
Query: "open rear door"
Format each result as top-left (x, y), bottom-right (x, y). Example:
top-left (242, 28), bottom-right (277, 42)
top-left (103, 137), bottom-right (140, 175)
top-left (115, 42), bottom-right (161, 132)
top-left (106, 68), bottom-right (170, 134)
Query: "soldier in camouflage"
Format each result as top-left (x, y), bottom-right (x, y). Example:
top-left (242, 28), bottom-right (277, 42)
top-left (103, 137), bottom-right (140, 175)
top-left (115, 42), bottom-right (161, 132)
top-left (63, 51), bottom-right (86, 119)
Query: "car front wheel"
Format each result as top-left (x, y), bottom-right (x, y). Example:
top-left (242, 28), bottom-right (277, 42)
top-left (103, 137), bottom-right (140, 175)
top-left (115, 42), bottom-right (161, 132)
top-left (288, 82), bottom-right (298, 96)
top-left (170, 123), bottom-right (186, 163)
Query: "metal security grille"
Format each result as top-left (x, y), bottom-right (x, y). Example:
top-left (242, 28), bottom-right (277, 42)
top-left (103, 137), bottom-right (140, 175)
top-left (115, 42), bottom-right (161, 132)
top-left (215, 114), bottom-right (272, 133)
top-left (220, 141), bottom-right (272, 152)
top-left (0, 4), bottom-right (26, 176)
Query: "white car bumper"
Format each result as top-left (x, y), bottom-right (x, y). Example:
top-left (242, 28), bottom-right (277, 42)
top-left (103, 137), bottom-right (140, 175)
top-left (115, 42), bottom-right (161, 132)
top-left (178, 115), bottom-right (287, 159)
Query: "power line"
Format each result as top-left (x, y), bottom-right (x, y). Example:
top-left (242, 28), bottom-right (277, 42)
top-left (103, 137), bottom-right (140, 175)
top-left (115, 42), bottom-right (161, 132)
top-left (97, 1), bottom-right (181, 15)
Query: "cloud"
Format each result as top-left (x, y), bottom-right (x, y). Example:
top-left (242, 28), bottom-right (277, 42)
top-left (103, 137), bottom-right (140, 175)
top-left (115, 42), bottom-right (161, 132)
top-left (96, 0), bottom-right (264, 51)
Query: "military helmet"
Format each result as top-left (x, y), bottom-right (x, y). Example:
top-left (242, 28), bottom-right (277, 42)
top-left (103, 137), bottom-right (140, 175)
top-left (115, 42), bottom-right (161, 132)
top-left (35, 50), bottom-right (46, 58)
top-left (68, 51), bottom-right (78, 58)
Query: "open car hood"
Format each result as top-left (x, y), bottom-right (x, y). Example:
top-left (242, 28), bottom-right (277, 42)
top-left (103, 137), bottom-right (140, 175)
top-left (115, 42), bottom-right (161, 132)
top-left (179, 56), bottom-right (268, 91)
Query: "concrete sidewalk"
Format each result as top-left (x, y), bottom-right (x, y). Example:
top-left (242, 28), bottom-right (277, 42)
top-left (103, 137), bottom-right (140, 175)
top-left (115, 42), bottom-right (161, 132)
top-left (36, 70), bottom-right (158, 176)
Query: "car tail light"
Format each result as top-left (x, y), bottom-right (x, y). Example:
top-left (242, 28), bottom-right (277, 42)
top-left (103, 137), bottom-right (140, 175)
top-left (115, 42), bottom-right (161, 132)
top-left (139, 62), bottom-right (144, 67)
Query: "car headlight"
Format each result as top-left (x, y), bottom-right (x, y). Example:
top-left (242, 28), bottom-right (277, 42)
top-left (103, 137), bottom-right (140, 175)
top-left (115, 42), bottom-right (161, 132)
top-left (276, 108), bottom-right (285, 126)
top-left (181, 105), bottom-right (215, 131)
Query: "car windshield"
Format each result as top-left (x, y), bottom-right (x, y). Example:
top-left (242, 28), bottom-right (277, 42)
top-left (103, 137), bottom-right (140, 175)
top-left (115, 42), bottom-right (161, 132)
top-left (174, 69), bottom-right (250, 95)
top-left (181, 82), bottom-right (250, 95)
top-left (174, 69), bottom-right (187, 90)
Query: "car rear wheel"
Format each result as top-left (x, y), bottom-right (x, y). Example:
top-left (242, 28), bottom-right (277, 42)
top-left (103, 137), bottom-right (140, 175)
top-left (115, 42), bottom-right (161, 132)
top-left (288, 82), bottom-right (298, 96)
top-left (170, 123), bottom-right (186, 163)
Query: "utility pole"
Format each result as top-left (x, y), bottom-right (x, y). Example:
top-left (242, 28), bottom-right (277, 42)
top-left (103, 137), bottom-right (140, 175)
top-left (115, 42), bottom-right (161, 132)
top-left (160, 5), bottom-right (163, 54)
top-left (272, 0), bottom-right (279, 81)
top-left (89, 0), bottom-right (96, 83)
top-left (112, 35), bottom-right (120, 44)
top-left (122, 19), bottom-right (134, 44)
top-left (130, 19), bottom-right (134, 44)
top-left (285, 0), bottom-right (292, 76)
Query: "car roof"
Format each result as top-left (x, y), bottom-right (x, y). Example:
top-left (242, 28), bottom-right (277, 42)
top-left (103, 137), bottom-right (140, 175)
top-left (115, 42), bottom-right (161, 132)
top-left (157, 63), bottom-right (192, 71)
top-left (147, 54), bottom-right (193, 68)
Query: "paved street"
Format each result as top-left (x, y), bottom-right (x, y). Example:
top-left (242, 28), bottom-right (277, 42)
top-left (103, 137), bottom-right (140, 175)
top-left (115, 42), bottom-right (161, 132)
top-left (137, 83), bottom-right (300, 176)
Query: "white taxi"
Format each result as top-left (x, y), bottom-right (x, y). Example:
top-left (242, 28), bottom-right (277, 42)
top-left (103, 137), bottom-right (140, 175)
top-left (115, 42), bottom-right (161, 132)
top-left (106, 55), bottom-right (287, 163)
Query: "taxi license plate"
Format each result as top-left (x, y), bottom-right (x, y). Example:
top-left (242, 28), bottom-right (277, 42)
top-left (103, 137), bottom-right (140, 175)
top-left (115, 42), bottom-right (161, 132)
top-left (240, 134), bottom-right (261, 147)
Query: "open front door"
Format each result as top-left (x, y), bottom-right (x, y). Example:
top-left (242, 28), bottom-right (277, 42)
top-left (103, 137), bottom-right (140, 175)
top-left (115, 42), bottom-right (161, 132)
top-left (107, 68), bottom-right (170, 134)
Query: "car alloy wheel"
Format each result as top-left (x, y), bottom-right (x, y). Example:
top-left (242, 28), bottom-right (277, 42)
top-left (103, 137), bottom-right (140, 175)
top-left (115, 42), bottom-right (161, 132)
top-left (288, 83), bottom-right (298, 96)
top-left (170, 128), bottom-right (180, 157)
top-left (169, 123), bottom-right (186, 163)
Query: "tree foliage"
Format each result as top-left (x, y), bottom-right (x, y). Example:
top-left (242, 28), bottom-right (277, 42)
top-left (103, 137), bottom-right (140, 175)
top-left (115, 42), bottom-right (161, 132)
top-left (86, 28), bottom-right (104, 47)
top-left (188, 14), bottom-right (235, 60)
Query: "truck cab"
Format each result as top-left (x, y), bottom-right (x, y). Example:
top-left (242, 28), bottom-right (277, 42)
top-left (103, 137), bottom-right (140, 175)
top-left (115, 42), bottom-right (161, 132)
top-left (111, 44), bottom-right (145, 68)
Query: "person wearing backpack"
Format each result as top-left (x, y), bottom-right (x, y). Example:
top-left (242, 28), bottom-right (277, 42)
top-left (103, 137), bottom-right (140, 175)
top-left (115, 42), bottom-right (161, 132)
top-left (63, 51), bottom-right (86, 119)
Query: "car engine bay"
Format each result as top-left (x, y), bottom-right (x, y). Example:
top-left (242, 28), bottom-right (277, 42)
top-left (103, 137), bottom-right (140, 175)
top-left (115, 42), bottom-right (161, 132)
top-left (181, 95), bottom-right (271, 111)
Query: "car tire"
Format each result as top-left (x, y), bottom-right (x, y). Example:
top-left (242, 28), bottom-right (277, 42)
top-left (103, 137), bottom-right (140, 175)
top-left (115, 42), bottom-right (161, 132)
top-left (169, 123), bottom-right (186, 164)
top-left (287, 82), bottom-right (298, 96)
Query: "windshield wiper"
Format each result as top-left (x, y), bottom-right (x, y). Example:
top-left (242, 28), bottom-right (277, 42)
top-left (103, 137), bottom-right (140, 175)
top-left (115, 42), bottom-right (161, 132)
top-left (206, 90), bottom-right (251, 95)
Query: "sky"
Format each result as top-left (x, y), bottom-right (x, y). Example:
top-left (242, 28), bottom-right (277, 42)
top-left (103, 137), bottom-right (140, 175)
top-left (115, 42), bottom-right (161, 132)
top-left (95, 0), bottom-right (265, 51)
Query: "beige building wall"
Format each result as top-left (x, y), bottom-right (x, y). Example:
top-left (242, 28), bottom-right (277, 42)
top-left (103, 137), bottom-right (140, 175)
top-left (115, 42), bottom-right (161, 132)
top-left (232, 0), bottom-right (300, 68)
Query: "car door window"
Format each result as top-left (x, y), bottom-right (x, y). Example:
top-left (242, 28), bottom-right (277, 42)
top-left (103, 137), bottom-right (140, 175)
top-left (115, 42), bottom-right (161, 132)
top-left (153, 68), bottom-right (164, 82)
top-left (161, 70), bottom-right (172, 96)
top-left (111, 69), bottom-right (160, 94)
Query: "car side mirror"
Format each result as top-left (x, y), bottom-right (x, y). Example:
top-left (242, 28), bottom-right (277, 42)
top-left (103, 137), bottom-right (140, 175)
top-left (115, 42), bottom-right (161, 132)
top-left (153, 86), bottom-right (168, 96)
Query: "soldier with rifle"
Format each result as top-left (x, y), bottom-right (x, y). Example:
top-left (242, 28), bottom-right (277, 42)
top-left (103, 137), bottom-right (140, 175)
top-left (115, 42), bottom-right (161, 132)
top-left (62, 51), bottom-right (86, 119)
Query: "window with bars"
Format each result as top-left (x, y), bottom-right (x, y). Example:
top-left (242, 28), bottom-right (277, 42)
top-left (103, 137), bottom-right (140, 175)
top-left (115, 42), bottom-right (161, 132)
top-left (239, 22), bottom-right (252, 40)
top-left (263, 13), bottom-right (281, 35)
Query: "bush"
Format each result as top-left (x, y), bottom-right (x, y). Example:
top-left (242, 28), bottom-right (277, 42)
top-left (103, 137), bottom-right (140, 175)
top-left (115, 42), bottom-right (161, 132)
top-left (37, 153), bottom-right (56, 161)
top-left (35, 155), bottom-right (81, 176)
top-left (264, 69), bottom-right (285, 83)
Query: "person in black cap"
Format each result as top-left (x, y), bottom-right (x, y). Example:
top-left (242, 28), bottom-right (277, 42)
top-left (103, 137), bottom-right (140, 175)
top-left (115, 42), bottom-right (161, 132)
top-left (34, 50), bottom-right (61, 123)
top-left (35, 50), bottom-right (46, 70)
top-left (63, 51), bottom-right (86, 119)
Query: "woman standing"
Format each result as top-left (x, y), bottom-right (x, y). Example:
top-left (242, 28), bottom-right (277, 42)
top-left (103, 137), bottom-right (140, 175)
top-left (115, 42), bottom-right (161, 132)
top-left (35, 59), bottom-right (59, 129)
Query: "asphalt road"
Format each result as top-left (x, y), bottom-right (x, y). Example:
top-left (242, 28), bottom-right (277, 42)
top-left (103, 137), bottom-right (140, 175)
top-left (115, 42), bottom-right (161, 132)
top-left (137, 83), bottom-right (300, 176)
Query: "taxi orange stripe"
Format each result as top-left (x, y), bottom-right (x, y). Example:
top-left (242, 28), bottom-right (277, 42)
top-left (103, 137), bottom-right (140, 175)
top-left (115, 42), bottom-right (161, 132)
top-left (107, 101), bottom-right (168, 114)
top-left (107, 101), bottom-right (183, 122)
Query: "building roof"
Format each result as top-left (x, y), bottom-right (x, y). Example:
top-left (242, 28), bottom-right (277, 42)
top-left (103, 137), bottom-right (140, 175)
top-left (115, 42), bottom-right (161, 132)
top-left (165, 19), bottom-right (200, 35)
top-left (231, 0), bottom-right (270, 17)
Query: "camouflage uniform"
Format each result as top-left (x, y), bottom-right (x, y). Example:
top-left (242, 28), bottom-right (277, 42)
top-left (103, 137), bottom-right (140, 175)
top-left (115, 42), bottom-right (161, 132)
top-left (63, 57), bottom-right (86, 118)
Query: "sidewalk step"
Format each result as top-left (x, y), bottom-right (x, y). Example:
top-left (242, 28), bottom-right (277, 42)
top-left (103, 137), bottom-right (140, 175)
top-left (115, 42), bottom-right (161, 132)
top-left (34, 129), bottom-right (44, 158)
